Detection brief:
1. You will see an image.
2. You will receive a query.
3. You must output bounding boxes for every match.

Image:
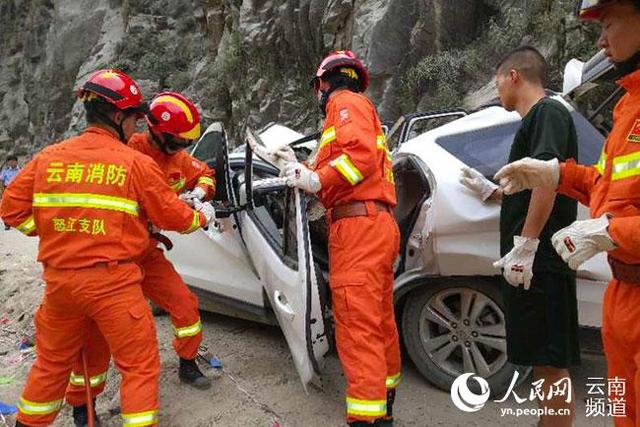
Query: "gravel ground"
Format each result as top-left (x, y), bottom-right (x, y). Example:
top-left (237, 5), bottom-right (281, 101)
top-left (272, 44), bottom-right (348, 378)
top-left (0, 229), bottom-right (616, 426)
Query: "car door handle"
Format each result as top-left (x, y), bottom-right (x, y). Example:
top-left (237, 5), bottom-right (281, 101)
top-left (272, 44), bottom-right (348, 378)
top-left (273, 290), bottom-right (295, 321)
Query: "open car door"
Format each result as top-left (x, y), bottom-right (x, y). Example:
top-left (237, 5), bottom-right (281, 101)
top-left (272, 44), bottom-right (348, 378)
top-left (166, 123), bottom-right (267, 317)
top-left (238, 129), bottom-right (329, 390)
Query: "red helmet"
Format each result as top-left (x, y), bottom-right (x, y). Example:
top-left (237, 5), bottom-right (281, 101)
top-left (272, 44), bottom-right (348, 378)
top-left (145, 92), bottom-right (201, 141)
top-left (77, 69), bottom-right (144, 111)
top-left (576, 0), bottom-right (640, 20)
top-left (312, 50), bottom-right (369, 92)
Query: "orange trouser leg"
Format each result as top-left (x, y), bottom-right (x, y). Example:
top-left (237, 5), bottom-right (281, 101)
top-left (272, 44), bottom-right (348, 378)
top-left (18, 264), bottom-right (160, 427)
top-left (602, 279), bottom-right (640, 427)
top-left (328, 211), bottom-right (401, 423)
top-left (66, 247), bottom-right (202, 407)
top-left (16, 300), bottom-right (90, 426)
top-left (65, 322), bottom-right (110, 407)
top-left (140, 247), bottom-right (202, 359)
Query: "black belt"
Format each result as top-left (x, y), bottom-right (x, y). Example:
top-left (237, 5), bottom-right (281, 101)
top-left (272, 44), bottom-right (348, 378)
top-left (608, 256), bottom-right (640, 284)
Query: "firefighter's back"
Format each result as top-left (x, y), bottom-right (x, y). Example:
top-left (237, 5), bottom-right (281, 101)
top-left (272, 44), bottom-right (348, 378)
top-left (33, 127), bottom-right (154, 268)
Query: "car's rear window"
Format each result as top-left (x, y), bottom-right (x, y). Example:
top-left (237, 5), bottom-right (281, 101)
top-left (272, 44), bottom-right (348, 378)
top-left (571, 111), bottom-right (605, 166)
top-left (434, 114), bottom-right (604, 177)
top-left (434, 122), bottom-right (520, 177)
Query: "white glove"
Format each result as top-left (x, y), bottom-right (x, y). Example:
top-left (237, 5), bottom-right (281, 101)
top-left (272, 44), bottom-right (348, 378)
top-left (459, 167), bottom-right (498, 201)
top-left (180, 187), bottom-right (207, 207)
top-left (551, 215), bottom-right (616, 270)
top-left (494, 157), bottom-right (560, 195)
top-left (193, 199), bottom-right (216, 227)
top-left (272, 145), bottom-right (297, 162)
top-left (281, 161), bottom-right (322, 193)
top-left (493, 236), bottom-right (540, 290)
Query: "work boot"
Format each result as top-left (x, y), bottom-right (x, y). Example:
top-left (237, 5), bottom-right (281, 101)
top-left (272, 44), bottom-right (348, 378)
top-left (72, 399), bottom-right (101, 427)
top-left (179, 357), bottom-right (211, 390)
top-left (381, 388), bottom-right (396, 426)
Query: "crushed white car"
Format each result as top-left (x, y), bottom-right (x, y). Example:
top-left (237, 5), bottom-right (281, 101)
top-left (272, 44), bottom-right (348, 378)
top-left (165, 52), bottom-right (617, 395)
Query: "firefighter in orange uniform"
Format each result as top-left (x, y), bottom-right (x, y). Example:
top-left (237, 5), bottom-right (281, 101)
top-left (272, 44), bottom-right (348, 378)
top-left (128, 91), bottom-right (215, 383)
top-left (494, 1), bottom-right (640, 425)
top-left (282, 51), bottom-right (401, 426)
top-left (65, 92), bottom-right (215, 424)
top-left (0, 70), bottom-right (215, 427)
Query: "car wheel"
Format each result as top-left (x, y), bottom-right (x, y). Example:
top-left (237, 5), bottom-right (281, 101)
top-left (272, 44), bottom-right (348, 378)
top-left (401, 277), bottom-right (531, 396)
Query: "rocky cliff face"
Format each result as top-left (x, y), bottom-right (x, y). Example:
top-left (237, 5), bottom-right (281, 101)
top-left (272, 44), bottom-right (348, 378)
top-left (0, 0), bottom-right (598, 156)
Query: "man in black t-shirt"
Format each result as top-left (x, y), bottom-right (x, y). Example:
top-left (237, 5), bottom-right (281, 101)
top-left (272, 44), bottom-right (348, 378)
top-left (459, 46), bottom-right (579, 426)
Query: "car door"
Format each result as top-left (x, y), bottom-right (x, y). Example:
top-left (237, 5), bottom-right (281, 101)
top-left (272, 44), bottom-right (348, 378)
top-left (165, 123), bottom-right (266, 314)
top-left (237, 131), bottom-right (329, 390)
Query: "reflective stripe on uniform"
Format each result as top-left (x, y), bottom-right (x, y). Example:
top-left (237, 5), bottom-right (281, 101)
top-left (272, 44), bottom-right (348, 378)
top-left (319, 126), bottom-right (337, 149)
top-left (197, 176), bottom-right (214, 187)
top-left (69, 371), bottom-right (107, 387)
top-left (182, 211), bottom-right (201, 234)
top-left (33, 193), bottom-right (139, 216)
top-left (122, 409), bottom-right (158, 427)
top-left (595, 151), bottom-right (607, 175)
top-left (377, 135), bottom-right (393, 161)
top-left (16, 215), bottom-right (36, 235)
top-left (346, 397), bottom-right (387, 418)
top-left (612, 151), bottom-right (640, 181)
top-left (17, 397), bottom-right (63, 416)
top-left (330, 154), bottom-right (364, 186)
top-left (170, 178), bottom-right (186, 191)
top-left (386, 372), bottom-right (401, 389)
top-left (173, 319), bottom-right (202, 338)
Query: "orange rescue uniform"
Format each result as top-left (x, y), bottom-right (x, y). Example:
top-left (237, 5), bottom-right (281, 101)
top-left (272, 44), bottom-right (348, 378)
top-left (558, 69), bottom-right (640, 426)
top-left (65, 131), bottom-right (215, 406)
top-left (0, 127), bottom-right (206, 427)
top-left (311, 89), bottom-right (401, 423)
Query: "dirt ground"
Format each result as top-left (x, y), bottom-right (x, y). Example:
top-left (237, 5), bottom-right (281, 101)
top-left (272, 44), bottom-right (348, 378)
top-left (0, 229), bottom-right (616, 426)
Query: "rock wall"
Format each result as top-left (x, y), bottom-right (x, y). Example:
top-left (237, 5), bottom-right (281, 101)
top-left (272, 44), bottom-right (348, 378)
top-left (0, 0), bottom-right (598, 157)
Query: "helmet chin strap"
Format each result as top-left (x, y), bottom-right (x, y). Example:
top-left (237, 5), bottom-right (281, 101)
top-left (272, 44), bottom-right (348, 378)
top-left (94, 109), bottom-right (127, 143)
top-left (612, 51), bottom-right (640, 79)
top-left (150, 130), bottom-right (172, 155)
top-left (318, 89), bottom-right (333, 117)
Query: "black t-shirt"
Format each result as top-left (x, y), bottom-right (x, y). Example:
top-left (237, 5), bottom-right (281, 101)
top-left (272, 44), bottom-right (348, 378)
top-left (500, 98), bottom-right (578, 274)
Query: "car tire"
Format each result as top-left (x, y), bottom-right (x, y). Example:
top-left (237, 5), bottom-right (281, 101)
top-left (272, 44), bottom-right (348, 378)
top-left (401, 277), bottom-right (531, 397)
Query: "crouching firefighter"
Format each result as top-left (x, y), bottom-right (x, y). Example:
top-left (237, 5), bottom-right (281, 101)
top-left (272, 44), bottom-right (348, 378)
top-left (65, 92), bottom-right (216, 425)
top-left (281, 50), bottom-right (401, 426)
top-left (1, 69), bottom-right (215, 427)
